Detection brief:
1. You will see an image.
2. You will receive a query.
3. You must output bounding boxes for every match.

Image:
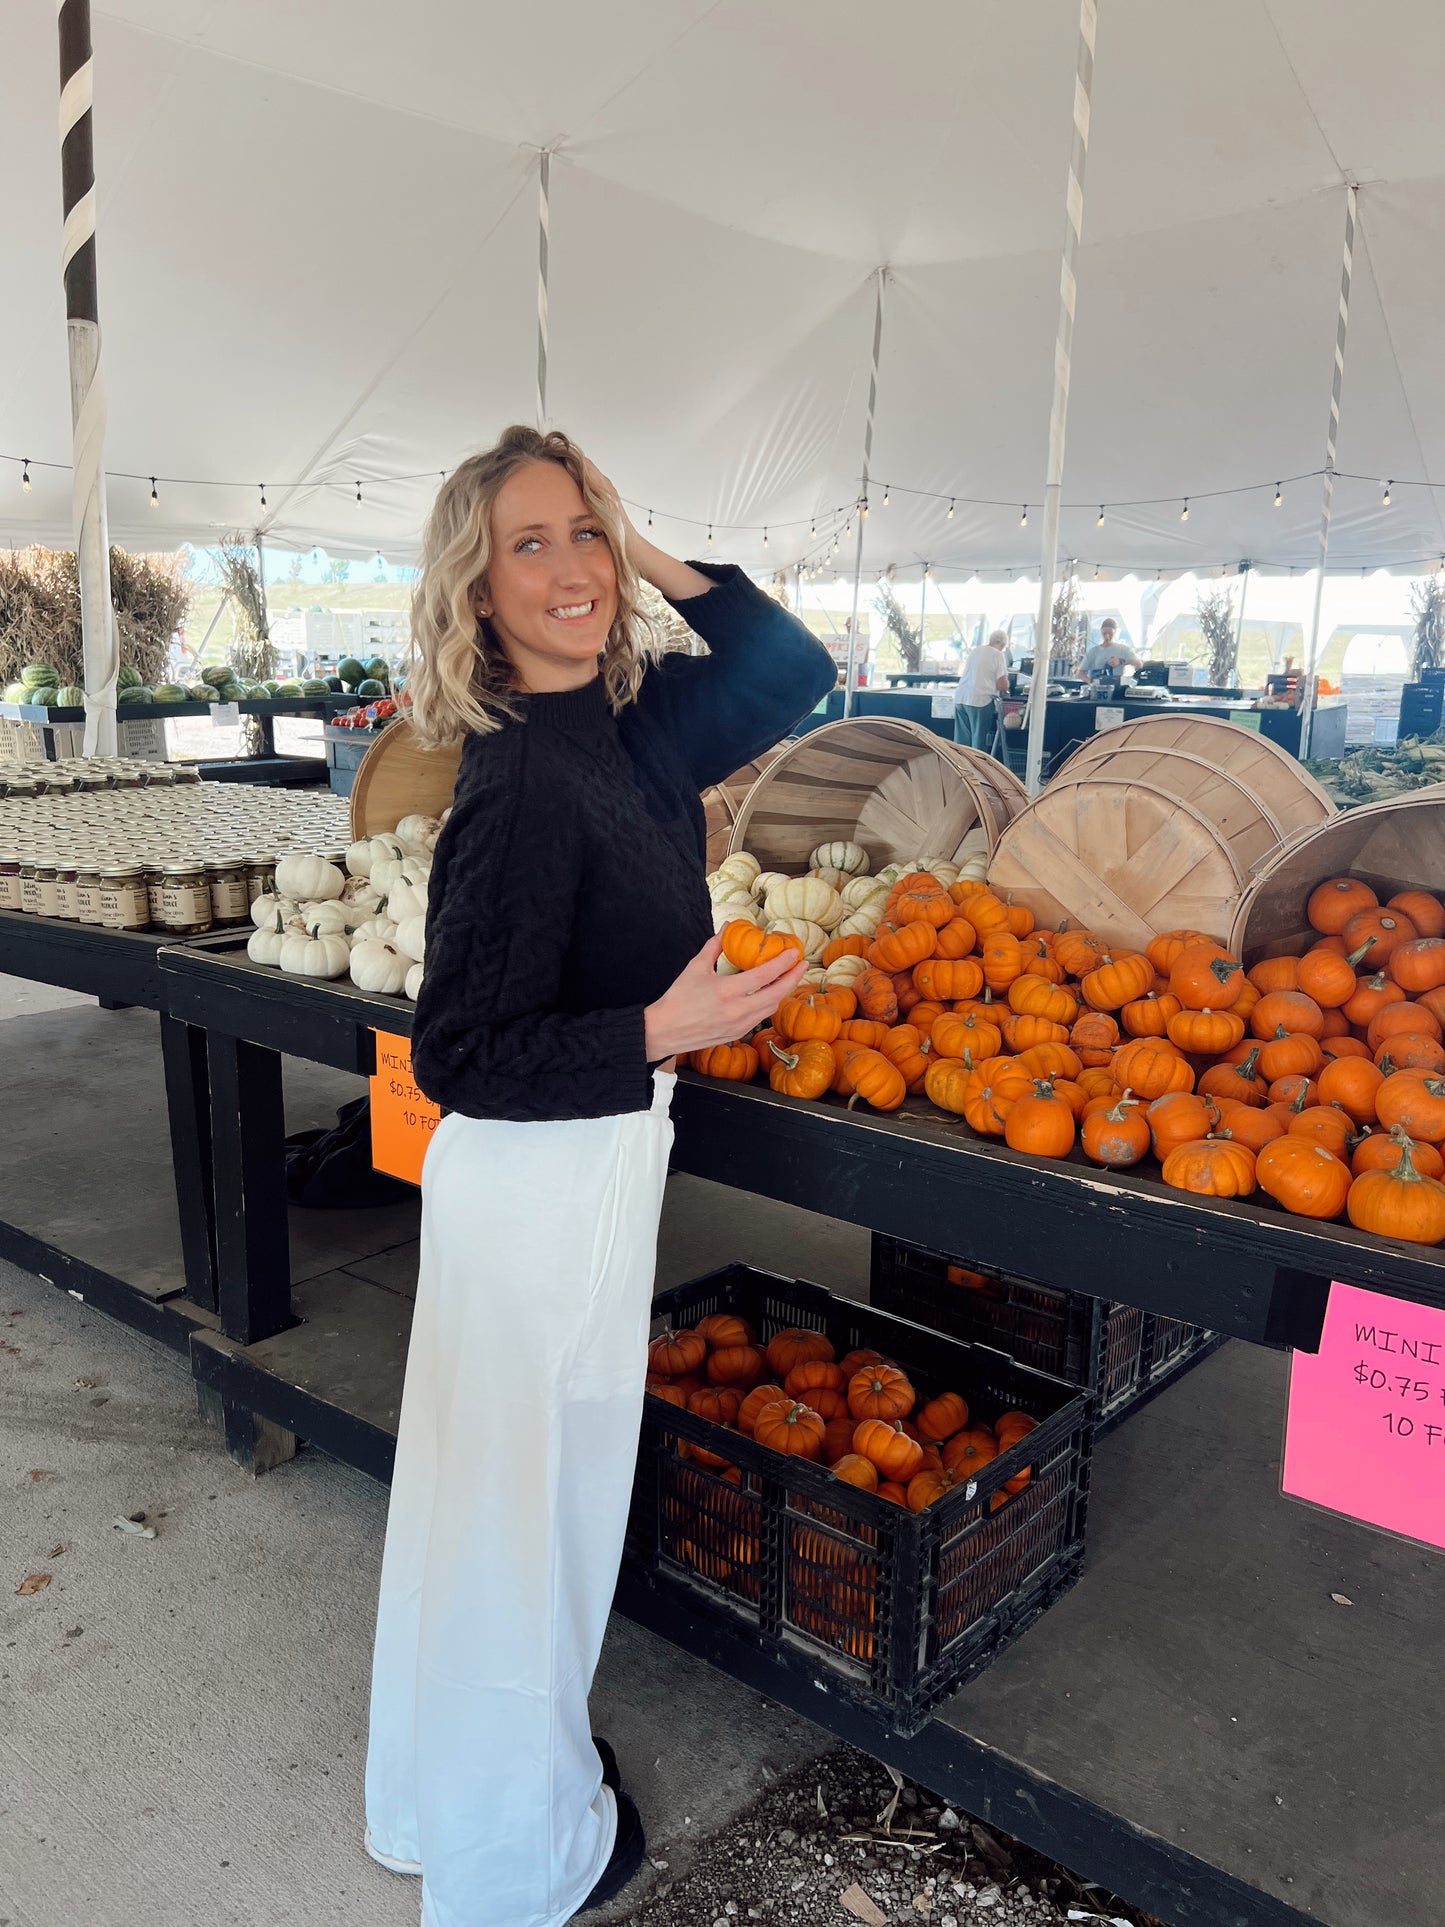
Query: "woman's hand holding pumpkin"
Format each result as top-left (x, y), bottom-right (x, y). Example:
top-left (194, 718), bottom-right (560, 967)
top-left (644, 935), bottom-right (808, 1060)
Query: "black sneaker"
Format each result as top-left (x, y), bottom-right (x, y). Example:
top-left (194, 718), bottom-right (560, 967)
top-left (576, 1788), bottom-right (645, 1911)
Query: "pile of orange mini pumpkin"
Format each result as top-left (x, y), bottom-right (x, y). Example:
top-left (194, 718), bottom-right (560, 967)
top-left (645, 1314), bottom-right (1038, 1513)
top-left (698, 870), bottom-right (1445, 1246)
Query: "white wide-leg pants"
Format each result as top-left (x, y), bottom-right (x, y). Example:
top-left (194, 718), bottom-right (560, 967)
top-left (364, 1071), bottom-right (676, 1927)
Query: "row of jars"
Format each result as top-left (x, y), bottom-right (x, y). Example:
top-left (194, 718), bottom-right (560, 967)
top-left (0, 853), bottom-right (295, 934)
top-left (0, 760), bottom-right (204, 798)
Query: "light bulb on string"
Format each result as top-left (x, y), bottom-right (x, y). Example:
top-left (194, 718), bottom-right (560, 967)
top-left (647, 509), bottom-right (653, 529)
top-left (763, 527), bottom-right (769, 548)
top-left (259, 483), bottom-right (267, 509)
top-left (1097, 506), bottom-right (1105, 526)
top-left (882, 486), bottom-right (889, 506)
top-left (21, 460), bottom-right (31, 493)
top-left (1019, 505), bottom-right (1028, 527)
top-left (150, 477), bottom-right (158, 508)
top-left (356, 480), bottom-right (364, 505)
top-left (947, 498), bottom-right (955, 519)
top-left (1093, 563), bottom-right (1100, 579)
top-left (1180, 498), bottom-right (1189, 521)
top-left (861, 496), bottom-right (869, 518)
top-left (1383, 480), bottom-right (1393, 506)
top-left (810, 517), bottom-right (816, 537)
top-left (1274, 483), bottom-right (1282, 507)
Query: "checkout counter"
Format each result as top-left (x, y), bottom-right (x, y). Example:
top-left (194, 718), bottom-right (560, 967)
top-left (795, 669), bottom-right (1348, 766)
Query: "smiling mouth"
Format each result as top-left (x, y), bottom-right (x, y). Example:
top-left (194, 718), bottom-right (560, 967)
top-left (547, 600), bottom-right (597, 621)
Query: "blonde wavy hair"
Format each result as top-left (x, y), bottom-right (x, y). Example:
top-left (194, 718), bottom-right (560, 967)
top-left (406, 425), bottom-right (653, 747)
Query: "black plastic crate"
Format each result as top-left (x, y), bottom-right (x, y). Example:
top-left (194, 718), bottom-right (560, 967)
top-left (626, 1264), bottom-right (1092, 1736)
top-left (868, 1236), bottom-right (1145, 1422)
top-left (1142, 1312), bottom-right (1221, 1379)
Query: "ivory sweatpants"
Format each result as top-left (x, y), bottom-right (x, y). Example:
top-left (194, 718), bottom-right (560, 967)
top-left (364, 1071), bottom-right (676, 1927)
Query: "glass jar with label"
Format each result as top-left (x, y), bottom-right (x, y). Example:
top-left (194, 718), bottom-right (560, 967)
top-left (54, 862), bottom-right (80, 920)
top-left (74, 865), bottom-right (104, 924)
top-left (19, 861), bottom-right (43, 914)
top-left (204, 855), bottom-right (250, 926)
top-left (98, 864), bottom-right (151, 931)
top-left (152, 859), bottom-right (213, 935)
top-left (29, 861), bottom-right (61, 916)
top-left (171, 766), bottom-right (202, 786)
top-left (0, 852), bottom-right (20, 912)
top-left (244, 856), bottom-right (278, 904)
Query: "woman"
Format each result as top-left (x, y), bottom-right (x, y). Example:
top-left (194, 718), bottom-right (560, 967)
top-left (952, 628), bottom-right (1010, 756)
top-left (363, 425), bottom-right (834, 1927)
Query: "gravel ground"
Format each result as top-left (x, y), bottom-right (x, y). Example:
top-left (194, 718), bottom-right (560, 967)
top-left (613, 1747), bottom-right (1168, 1927)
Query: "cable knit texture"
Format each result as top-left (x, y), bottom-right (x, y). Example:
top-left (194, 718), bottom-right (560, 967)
top-left (411, 563), bottom-right (836, 1121)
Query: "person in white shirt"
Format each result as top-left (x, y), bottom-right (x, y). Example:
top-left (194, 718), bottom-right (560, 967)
top-left (953, 629), bottom-right (1010, 755)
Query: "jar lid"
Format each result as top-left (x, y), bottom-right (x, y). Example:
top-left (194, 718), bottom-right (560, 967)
top-left (99, 863), bottom-right (146, 878)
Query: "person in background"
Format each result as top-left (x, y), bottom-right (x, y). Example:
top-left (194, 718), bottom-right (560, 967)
top-left (1081, 616), bottom-right (1142, 681)
top-left (953, 627), bottom-right (1010, 754)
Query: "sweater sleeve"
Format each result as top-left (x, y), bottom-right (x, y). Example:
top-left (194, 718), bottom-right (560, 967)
top-left (639, 562), bottom-right (837, 788)
top-left (409, 733), bottom-right (655, 1121)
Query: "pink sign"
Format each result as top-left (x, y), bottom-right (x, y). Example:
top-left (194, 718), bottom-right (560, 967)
top-left (1283, 1281), bottom-right (1445, 1551)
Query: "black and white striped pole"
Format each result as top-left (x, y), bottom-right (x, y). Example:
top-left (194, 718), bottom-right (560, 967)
top-left (843, 268), bottom-right (886, 717)
top-left (1298, 182), bottom-right (1357, 760)
top-left (58, 0), bottom-right (118, 756)
top-left (1023, 0), bottom-right (1098, 794)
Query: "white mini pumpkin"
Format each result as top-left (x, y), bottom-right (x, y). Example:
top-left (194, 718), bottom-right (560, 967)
top-left (707, 874), bottom-right (754, 909)
top-left (385, 876), bottom-right (427, 924)
top-left (350, 915), bottom-right (399, 945)
top-left (278, 930), bottom-right (350, 979)
top-left (300, 899), bottom-right (352, 938)
top-left (366, 833), bottom-right (407, 867)
top-left (344, 838), bottom-right (376, 879)
top-left (809, 839), bottom-right (868, 876)
top-left (715, 852), bottom-right (761, 887)
top-left (809, 866), bottom-right (849, 892)
top-left (394, 812), bottom-right (442, 854)
top-left (764, 876), bottom-right (842, 931)
top-left (404, 962), bottom-right (424, 1001)
top-left (766, 915), bottom-right (828, 960)
top-left (250, 892), bottom-right (299, 930)
top-left (393, 913), bottom-right (427, 963)
top-left (751, 870), bottom-right (789, 901)
top-left (349, 939), bottom-right (411, 996)
top-left (823, 954), bottom-right (871, 989)
top-left (798, 965), bottom-right (827, 990)
top-left (712, 897), bottom-right (760, 935)
top-left (370, 853), bottom-right (430, 896)
top-left (836, 906), bottom-right (883, 942)
top-left (246, 917), bottom-right (288, 967)
top-left (275, 853), bottom-right (345, 902)
top-left (840, 876), bottom-right (886, 910)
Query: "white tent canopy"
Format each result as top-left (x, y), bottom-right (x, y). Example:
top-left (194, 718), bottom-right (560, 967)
top-left (6, 0), bottom-right (1445, 577)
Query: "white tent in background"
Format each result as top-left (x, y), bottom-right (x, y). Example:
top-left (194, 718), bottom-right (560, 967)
top-left (4, 0), bottom-right (1445, 580)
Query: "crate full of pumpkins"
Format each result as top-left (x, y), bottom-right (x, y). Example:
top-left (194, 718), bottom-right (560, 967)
top-left (696, 850), bottom-right (1445, 1250)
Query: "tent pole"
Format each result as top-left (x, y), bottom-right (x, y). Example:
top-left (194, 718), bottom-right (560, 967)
top-left (917, 564), bottom-right (927, 672)
top-left (535, 148), bottom-right (551, 433)
top-left (1233, 561), bottom-right (1249, 677)
top-left (843, 269), bottom-right (886, 717)
top-left (57, 0), bottom-right (117, 758)
top-left (1300, 182), bottom-right (1357, 758)
top-left (254, 529), bottom-right (271, 641)
top-left (1023, 0), bottom-right (1098, 794)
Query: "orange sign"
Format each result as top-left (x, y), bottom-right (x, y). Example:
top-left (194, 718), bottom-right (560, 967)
top-left (370, 1029), bottom-right (440, 1185)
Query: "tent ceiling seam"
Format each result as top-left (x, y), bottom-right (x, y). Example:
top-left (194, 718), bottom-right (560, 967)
top-left (1352, 206), bottom-right (1445, 555)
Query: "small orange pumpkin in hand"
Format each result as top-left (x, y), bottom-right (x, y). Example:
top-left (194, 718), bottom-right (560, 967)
top-left (720, 920), bottom-right (805, 971)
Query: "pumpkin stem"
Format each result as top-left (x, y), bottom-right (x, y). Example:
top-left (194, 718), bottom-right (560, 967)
top-left (1392, 1141), bottom-right (1427, 1182)
top-left (767, 1040), bottom-right (800, 1069)
top-left (1344, 940), bottom-right (1375, 971)
top-left (1237, 1045), bottom-right (1262, 1081)
top-left (1104, 1090), bottom-right (1141, 1120)
top-left (1378, 1052), bottom-right (1398, 1078)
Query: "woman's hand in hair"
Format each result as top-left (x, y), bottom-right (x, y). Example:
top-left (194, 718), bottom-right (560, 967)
top-left (643, 935), bottom-right (809, 1060)
top-left (584, 456), bottom-right (715, 603)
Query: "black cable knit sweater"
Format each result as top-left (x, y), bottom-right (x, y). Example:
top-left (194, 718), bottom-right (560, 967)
top-left (410, 563), bottom-right (837, 1121)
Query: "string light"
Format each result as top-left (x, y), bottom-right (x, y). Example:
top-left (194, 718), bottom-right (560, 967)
top-left (810, 518), bottom-right (816, 537)
top-left (355, 480), bottom-right (363, 504)
top-left (1383, 480), bottom-right (1393, 506)
top-left (21, 460), bottom-right (31, 493)
top-left (947, 498), bottom-right (955, 519)
top-left (1093, 563), bottom-right (1100, 579)
top-left (1180, 498), bottom-right (1189, 521)
top-left (763, 527), bottom-right (769, 547)
top-left (707, 523), bottom-right (713, 547)
top-left (1097, 505), bottom-right (1105, 526)
top-left (882, 486), bottom-right (890, 506)
top-left (1019, 505), bottom-right (1028, 527)
top-left (149, 477), bottom-right (158, 508)
top-left (647, 509), bottom-right (653, 529)
top-left (861, 497), bottom-right (869, 518)
top-left (259, 483), bottom-right (267, 509)
top-left (1274, 483), bottom-right (1282, 507)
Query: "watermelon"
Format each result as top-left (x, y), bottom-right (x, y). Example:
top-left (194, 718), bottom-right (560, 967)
top-left (337, 657), bottom-right (365, 689)
top-left (21, 663), bottom-right (58, 688)
top-left (300, 678), bottom-right (330, 696)
top-left (56, 685), bottom-right (86, 707)
top-left (118, 684), bottom-right (153, 704)
top-left (29, 687), bottom-right (60, 709)
top-left (274, 680), bottom-right (304, 697)
top-left (364, 658), bottom-right (389, 682)
top-left (117, 665), bottom-right (144, 689)
top-left (153, 683), bottom-right (189, 704)
top-left (186, 684), bottom-right (210, 702)
top-left (200, 664), bottom-right (234, 690)
top-left (356, 677), bottom-right (386, 698)
top-left (3, 682), bottom-right (28, 703)
top-left (261, 679), bottom-right (281, 696)
top-left (325, 676), bottom-right (344, 693)
top-left (218, 684), bottom-right (248, 703)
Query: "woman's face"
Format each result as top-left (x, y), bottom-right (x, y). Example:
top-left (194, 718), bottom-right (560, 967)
top-left (476, 460), bottom-right (619, 692)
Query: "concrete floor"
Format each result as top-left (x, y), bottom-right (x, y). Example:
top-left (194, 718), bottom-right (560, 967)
top-left (0, 971), bottom-right (867, 1927)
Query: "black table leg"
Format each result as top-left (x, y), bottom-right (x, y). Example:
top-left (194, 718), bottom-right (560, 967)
top-left (161, 1014), bottom-right (218, 1311)
top-left (207, 1031), bottom-right (293, 1344)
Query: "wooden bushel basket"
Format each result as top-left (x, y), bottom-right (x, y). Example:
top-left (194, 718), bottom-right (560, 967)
top-left (1230, 788), bottom-right (1445, 963)
top-left (1058, 712), bottom-right (1333, 835)
top-left (349, 717), bottom-right (463, 839)
top-left (702, 745), bottom-right (790, 868)
top-left (726, 718), bottom-right (1022, 873)
top-left (1056, 744), bottom-right (1289, 873)
top-left (987, 776), bottom-right (1249, 953)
